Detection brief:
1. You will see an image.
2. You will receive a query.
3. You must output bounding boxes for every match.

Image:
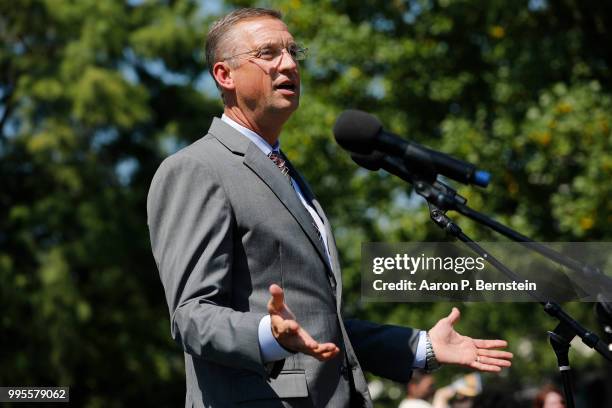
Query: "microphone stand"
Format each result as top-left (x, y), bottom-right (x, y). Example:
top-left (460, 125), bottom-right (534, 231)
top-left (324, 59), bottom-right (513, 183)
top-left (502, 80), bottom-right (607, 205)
top-left (417, 178), bottom-right (604, 280)
top-left (411, 176), bottom-right (612, 407)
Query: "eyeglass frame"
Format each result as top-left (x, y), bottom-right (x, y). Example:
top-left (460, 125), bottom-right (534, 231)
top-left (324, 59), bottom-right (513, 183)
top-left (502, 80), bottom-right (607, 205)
top-left (221, 43), bottom-right (308, 63)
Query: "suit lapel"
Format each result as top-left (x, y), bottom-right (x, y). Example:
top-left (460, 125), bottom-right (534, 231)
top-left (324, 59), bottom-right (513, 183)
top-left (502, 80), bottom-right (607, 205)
top-left (243, 144), bottom-right (332, 272)
top-left (209, 118), bottom-right (333, 274)
top-left (284, 157), bottom-right (342, 294)
top-left (310, 198), bottom-right (342, 300)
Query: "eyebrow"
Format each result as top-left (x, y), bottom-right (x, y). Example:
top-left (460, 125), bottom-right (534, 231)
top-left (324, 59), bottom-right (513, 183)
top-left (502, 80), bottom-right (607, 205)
top-left (255, 40), bottom-right (297, 49)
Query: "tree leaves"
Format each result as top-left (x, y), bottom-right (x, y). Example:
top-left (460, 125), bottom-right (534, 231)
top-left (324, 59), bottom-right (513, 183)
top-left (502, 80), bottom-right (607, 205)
top-left (2, 0), bottom-right (611, 406)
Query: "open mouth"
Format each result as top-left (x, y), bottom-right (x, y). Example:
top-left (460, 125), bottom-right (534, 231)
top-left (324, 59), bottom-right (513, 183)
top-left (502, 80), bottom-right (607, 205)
top-left (275, 83), bottom-right (296, 91)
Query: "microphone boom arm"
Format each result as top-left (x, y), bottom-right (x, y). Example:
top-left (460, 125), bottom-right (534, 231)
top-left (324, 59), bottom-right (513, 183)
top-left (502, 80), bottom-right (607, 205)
top-left (411, 174), bottom-right (612, 365)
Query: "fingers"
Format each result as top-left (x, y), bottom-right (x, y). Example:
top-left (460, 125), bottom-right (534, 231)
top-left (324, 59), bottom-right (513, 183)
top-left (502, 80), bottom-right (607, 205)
top-left (271, 315), bottom-right (340, 361)
top-left (272, 317), bottom-right (315, 350)
top-left (475, 349), bottom-right (513, 369)
top-left (290, 336), bottom-right (339, 362)
top-left (471, 361), bottom-right (504, 373)
top-left (473, 339), bottom-right (508, 349)
top-left (295, 326), bottom-right (319, 350)
top-left (471, 346), bottom-right (513, 372)
top-left (476, 355), bottom-right (512, 368)
top-left (447, 307), bottom-right (460, 325)
top-left (268, 284), bottom-right (284, 312)
top-left (266, 284), bottom-right (339, 362)
top-left (478, 349), bottom-right (513, 360)
top-left (295, 327), bottom-right (339, 360)
top-left (312, 342), bottom-right (340, 361)
top-left (282, 319), bottom-right (299, 334)
top-left (271, 315), bottom-right (300, 337)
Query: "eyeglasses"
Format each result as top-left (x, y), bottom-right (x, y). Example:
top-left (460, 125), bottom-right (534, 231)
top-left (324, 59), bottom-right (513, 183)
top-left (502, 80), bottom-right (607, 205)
top-left (223, 43), bottom-right (308, 63)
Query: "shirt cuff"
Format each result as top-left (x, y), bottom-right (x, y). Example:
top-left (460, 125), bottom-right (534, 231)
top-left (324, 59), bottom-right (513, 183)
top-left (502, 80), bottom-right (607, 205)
top-left (258, 314), bottom-right (294, 363)
top-left (413, 330), bottom-right (427, 368)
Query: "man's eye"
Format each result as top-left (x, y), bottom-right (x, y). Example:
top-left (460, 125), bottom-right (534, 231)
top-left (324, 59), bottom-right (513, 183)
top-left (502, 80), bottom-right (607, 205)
top-left (257, 48), bottom-right (275, 59)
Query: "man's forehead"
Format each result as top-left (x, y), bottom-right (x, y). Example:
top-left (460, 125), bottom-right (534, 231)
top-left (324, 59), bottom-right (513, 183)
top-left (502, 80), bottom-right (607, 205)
top-left (232, 17), bottom-right (294, 45)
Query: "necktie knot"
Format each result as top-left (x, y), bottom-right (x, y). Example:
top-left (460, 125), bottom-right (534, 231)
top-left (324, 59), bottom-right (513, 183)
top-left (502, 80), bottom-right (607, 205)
top-left (268, 151), bottom-right (291, 179)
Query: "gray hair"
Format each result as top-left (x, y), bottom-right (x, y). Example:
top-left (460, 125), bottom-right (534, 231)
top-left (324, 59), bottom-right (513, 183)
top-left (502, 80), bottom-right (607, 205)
top-left (205, 8), bottom-right (283, 83)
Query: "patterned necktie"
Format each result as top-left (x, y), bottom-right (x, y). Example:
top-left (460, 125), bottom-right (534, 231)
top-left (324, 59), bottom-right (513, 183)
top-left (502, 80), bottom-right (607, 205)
top-left (268, 151), bottom-right (291, 181)
top-left (268, 151), bottom-right (325, 246)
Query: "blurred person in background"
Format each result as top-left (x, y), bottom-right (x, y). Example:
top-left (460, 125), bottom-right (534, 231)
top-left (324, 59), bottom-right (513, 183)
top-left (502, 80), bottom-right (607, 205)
top-left (533, 384), bottom-right (565, 408)
top-left (428, 373), bottom-right (482, 408)
top-left (399, 371), bottom-right (436, 408)
top-left (471, 389), bottom-right (517, 408)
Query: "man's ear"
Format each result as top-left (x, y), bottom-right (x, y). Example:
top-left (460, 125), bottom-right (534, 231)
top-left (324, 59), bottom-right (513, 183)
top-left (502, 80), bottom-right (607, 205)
top-left (213, 61), bottom-right (235, 92)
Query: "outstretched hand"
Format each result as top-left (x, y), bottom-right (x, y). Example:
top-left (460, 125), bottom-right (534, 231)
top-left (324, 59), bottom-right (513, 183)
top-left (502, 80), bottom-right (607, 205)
top-left (428, 307), bottom-right (513, 372)
top-left (267, 284), bottom-right (340, 361)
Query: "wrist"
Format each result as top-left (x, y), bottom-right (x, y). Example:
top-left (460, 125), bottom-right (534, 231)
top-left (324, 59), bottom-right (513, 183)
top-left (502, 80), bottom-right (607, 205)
top-left (258, 315), bottom-right (294, 362)
top-left (269, 316), bottom-right (297, 355)
top-left (276, 336), bottom-right (297, 354)
top-left (425, 331), bottom-right (441, 372)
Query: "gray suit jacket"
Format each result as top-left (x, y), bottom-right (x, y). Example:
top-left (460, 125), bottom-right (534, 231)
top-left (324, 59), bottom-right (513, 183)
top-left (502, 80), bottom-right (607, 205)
top-left (147, 118), bottom-right (421, 407)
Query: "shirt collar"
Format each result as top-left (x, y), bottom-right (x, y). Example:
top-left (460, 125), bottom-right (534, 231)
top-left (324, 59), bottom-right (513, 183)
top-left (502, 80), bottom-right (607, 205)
top-left (221, 114), bottom-right (280, 155)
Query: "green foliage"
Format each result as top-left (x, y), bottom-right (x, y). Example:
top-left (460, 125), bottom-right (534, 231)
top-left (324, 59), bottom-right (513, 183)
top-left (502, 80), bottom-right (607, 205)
top-left (2, 0), bottom-right (611, 406)
top-left (1, 0), bottom-right (216, 405)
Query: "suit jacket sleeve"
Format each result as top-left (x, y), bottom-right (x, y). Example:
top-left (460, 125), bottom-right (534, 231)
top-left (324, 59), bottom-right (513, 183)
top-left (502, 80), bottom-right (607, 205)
top-left (344, 318), bottom-right (421, 382)
top-left (147, 153), bottom-right (266, 375)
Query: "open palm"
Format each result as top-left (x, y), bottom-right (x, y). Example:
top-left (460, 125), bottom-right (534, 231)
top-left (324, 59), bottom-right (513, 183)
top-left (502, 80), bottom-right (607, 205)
top-left (428, 307), bottom-right (513, 372)
top-left (267, 284), bottom-right (339, 361)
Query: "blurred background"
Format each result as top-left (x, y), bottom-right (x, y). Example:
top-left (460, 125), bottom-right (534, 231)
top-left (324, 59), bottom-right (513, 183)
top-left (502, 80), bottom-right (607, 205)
top-left (1, 0), bottom-right (611, 406)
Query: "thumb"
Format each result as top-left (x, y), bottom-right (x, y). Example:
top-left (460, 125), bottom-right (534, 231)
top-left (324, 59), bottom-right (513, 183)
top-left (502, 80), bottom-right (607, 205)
top-left (447, 307), bottom-right (460, 325)
top-left (268, 284), bottom-right (285, 312)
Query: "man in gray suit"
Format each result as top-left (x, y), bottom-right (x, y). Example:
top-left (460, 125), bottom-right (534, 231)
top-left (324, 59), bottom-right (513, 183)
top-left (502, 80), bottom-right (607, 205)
top-left (147, 8), bottom-right (512, 408)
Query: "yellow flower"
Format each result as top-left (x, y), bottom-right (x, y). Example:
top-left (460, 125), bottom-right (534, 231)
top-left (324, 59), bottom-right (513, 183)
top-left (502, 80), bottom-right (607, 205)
top-left (528, 130), bottom-right (552, 146)
top-left (489, 26), bottom-right (505, 39)
top-left (580, 216), bottom-right (594, 230)
top-left (555, 102), bottom-right (573, 114)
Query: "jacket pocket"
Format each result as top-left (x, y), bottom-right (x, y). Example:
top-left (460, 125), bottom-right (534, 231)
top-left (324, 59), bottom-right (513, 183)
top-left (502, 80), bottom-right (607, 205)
top-left (231, 369), bottom-right (308, 403)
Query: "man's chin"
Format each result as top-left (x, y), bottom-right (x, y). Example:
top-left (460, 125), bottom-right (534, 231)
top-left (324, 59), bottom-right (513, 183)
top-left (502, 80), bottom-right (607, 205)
top-left (270, 99), bottom-right (300, 115)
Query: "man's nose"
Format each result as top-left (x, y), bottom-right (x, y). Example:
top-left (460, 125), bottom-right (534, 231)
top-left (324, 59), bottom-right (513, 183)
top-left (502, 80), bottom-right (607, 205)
top-left (275, 48), bottom-right (298, 71)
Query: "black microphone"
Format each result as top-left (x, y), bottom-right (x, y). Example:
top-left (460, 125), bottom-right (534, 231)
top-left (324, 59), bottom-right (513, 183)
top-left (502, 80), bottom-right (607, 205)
top-left (334, 110), bottom-right (491, 187)
top-left (351, 151), bottom-right (468, 209)
top-left (350, 150), bottom-right (425, 184)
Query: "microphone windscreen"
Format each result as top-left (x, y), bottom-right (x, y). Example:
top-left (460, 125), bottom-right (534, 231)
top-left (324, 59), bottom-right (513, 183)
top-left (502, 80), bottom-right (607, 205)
top-left (333, 110), bottom-right (382, 154)
top-left (350, 151), bottom-right (386, 171)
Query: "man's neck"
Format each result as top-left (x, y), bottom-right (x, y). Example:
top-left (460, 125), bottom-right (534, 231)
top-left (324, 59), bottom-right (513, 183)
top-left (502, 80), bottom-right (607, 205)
top-left (223, 107), bottom-right (286, 146)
